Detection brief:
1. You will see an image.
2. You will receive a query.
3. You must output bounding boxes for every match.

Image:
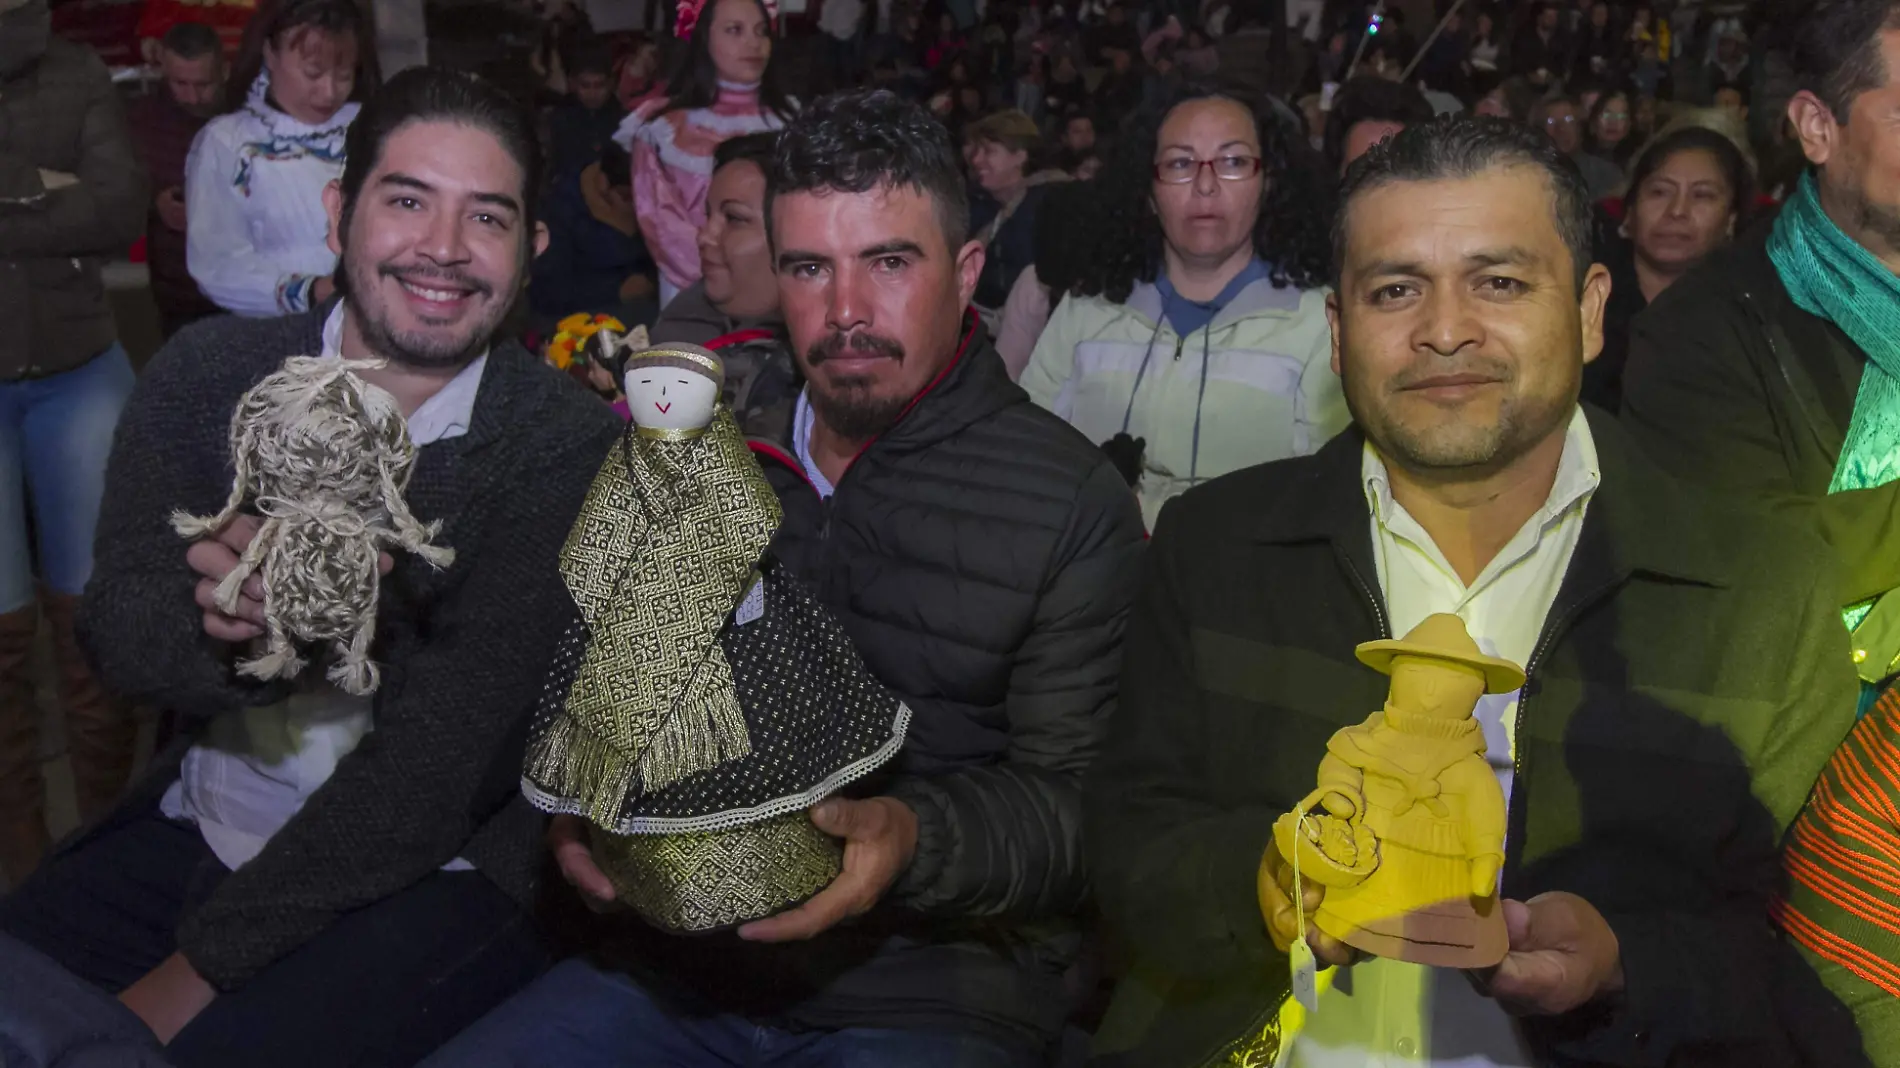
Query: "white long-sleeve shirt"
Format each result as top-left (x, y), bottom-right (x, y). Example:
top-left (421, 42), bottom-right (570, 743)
top-left (185, 72), bottom-right (358, 317)
top-left (1291, 409), bottom-right (1600, 1068)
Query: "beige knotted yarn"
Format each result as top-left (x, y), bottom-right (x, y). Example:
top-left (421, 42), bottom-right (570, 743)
top-left (172, 355), bottom-right (455, 695)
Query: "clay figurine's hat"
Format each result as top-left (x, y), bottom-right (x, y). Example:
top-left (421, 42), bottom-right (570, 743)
top-left (1354, 613), bottom-right (1526, 695)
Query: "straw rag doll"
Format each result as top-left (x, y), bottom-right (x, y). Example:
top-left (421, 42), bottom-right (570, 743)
top-left (171, 355), bottom-right (455, 696)
top-left (524, 342), bottom-right (910, 932)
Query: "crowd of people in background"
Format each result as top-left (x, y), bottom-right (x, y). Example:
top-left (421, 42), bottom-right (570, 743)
top-left (495, 0), bottom-right (1786, 444)
top-left (11, 0), bottom-right (1900, 1061)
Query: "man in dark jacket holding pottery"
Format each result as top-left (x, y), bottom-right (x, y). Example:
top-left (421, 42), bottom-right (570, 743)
top-left (1089, 117), bottom-right (1864, 1068)
top-left (430, 89), bottom-right (1146, 1067)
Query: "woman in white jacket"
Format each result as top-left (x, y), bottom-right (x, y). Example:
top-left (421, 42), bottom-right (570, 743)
top-left (1021, 85), bottom-right (1351, 528)
top-left (185, 0), bottom-right (376, 317)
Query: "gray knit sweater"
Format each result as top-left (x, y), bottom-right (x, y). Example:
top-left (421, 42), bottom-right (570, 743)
top-left (76, 307), bottom-right (620, 991)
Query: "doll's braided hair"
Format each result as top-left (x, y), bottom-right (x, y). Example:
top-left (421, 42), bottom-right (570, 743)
top-left (173, 356), bottom-right (454, 695)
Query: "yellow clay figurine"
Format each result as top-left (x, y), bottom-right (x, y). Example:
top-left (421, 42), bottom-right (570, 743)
top-left (1270, 613), bottom-right (1524, 969)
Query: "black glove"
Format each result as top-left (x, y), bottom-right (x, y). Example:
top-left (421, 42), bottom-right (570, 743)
top-left (1101, 432), bottom-right (1145, 488)
top-left (581, 329), bottom-right (635, 397)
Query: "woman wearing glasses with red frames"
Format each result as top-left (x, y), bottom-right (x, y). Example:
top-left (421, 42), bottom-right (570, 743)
top-left (1020, 86), bottom-right (1349, 529)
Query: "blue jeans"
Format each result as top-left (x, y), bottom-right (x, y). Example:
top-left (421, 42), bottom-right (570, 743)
top-left (423, 956), bottom-right (1044, 1068)
top-left (0, 346), bottom-right (135, 609)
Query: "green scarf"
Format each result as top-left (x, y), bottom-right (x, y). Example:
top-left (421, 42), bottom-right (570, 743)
top-left (1769, 172), bottom-right (1900, 695)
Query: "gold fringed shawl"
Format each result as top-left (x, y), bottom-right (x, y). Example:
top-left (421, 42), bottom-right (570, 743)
top-left (524, 408), bottom-right (781, 826)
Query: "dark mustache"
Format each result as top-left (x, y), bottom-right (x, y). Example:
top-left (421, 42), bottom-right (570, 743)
top-left (807, 330), bottom-right (905, 365)
top-left (381, 264), bottom-right (492, 297)
top-left (1388, 356), bottom-right (1513, 390)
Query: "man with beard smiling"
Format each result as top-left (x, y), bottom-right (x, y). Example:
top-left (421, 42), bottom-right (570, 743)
top-left (429, 88), bottom-right (1146, 1068)
top-left (1087, 117), bottom-right (1864, 1068)
top-left (0, 68), bottom-right (620, 1067)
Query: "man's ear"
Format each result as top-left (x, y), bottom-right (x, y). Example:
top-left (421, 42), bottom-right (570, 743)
top-left (533, 220), bottom-right (551, 260)
top-left (1578, 261), bottom-right (1612, 365)
top-left (1326, 289), bottom-right (1343, 377)
top-left (1789, 89), bottom-right (1839, 168)
top-left (322, 180), bottom-right (345, 258)
top-left (955, 237), bottom-right (985, 311)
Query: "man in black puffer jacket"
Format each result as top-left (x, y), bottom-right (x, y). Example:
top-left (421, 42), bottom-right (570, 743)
top-left (432, 89), bottom-right (1147, 1068)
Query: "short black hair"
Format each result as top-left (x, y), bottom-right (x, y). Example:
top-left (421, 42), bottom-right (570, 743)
top-left (162, 21), bottom-right (222, 60)
top-left (1337, 116), bottom-right (1594, 290)
top-left (565, 36), bottom-right (615, 80)
top-left (1323, 77), bottom-right (1434, 174)
top-left (766, 89), bottom-right (969, 249)
top-left (338, 67), bottom-right (544, 231)
top-left (1031, 178), bottom-right (1095, 295)
top-left (1538, 93), bottom-right (1583, 117)
top-left (715, 130), bottom-right (780, 173)
top-left (1794, 0), bottom-right (1900, 121)
top-left (599, 139), bottom-right (632, 190)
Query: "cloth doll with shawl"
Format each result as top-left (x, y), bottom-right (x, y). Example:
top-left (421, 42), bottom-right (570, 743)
top-left (523, 341), bottom-right (910, 933)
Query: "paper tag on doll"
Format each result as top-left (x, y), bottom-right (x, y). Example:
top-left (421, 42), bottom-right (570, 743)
top-left (735, 574), bottom-right (766, 626)
top-left (1289, 936), bottom-right (1320, 1014)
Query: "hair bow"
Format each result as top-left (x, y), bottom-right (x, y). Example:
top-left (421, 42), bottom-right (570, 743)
top-left (676, 0), bottom-right (778, 39)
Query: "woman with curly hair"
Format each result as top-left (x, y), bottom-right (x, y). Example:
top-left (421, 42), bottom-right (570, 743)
top-left (1020, 86), bottom-right (1350, 527)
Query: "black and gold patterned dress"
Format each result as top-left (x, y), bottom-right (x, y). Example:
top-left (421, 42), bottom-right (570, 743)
top-left (522, 405), bottom-right (910, 933)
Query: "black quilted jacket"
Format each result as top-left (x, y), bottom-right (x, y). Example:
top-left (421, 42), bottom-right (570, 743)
top-left (75, 306), bottom-right (621, 991)
top-left (603, 319), bottom-right (1147, 1053)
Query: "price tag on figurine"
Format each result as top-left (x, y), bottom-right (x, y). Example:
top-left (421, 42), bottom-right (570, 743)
top-left (1290, 805), bottom-right (1321, 1014)
top-left (1289, 935), bottom-right (1319, 1014)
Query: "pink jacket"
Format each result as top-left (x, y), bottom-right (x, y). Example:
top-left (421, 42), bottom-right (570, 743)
top-left (613, 81), bottom-right (788, 292)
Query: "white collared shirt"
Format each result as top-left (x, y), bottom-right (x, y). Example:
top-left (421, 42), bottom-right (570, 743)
top-left (159, 305), bottom-right (488, 872)
top-left (791, 390), bottom-right (837, 499)
top-left (1291, 407), bottom-right (1600, 1068)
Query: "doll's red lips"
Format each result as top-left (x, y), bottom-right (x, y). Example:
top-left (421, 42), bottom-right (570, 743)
top-left (656, 402), bottom-right (672, 413)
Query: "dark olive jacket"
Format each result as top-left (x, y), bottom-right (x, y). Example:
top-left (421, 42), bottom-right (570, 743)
top-left (1087, 413), bottom-right (1865, 1068)
top-left (0, 32), bottom-right (147, 378)
top-left (1622, 226), bottom-right (1888, 609)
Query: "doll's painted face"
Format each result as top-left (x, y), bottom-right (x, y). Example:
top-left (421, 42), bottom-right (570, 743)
top-left (625, 363), bottom-right (720, 431)
top-left (1386, 657), bottom-right (1486, 720)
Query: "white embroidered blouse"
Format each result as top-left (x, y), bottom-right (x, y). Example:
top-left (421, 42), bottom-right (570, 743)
top-left (185, 71), bottom-right (360, 318)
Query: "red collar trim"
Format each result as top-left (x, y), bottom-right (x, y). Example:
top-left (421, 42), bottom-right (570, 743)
top-left (748, 439), bottom-right (814, 489)
top-left (706, 327), bottom-right (775, 350)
